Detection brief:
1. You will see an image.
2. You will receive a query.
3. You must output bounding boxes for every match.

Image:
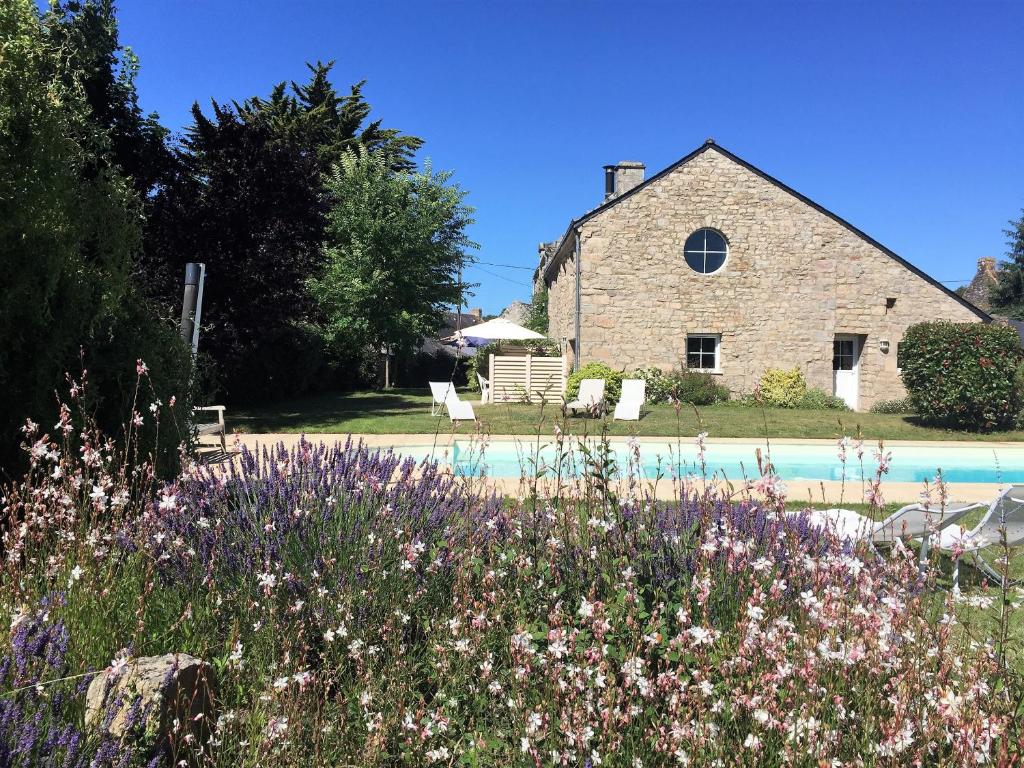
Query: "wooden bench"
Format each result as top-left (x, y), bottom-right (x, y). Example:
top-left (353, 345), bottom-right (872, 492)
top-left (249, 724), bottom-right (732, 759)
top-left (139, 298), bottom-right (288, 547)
top-left (194, 405), bottom-right (227, 451)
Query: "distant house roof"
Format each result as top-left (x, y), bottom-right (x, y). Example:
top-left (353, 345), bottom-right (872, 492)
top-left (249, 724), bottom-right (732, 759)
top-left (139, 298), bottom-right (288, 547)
top-left (542, 140), bottom-right (990, 322)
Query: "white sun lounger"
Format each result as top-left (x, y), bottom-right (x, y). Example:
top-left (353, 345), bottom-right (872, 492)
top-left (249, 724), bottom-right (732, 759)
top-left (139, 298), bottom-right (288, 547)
top-left (444, 391), bottom-right (476, 423)
top-left (936, 484), bottom-right (1024, 591)
top-left (429, 381), bottom-right (456, 416)
top-left (565, 378), bottom-right (605, 416)
top-left (613, 379), bottom-right (646, 421)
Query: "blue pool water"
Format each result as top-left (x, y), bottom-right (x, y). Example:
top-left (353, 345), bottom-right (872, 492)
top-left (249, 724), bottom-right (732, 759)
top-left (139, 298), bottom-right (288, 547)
top-left (417, 440), bottom-right (1024, 484)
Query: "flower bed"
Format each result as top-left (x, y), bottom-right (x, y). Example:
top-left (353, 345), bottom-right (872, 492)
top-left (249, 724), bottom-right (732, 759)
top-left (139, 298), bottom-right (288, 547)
top-left (2, 396), bottom-right (1022, 765)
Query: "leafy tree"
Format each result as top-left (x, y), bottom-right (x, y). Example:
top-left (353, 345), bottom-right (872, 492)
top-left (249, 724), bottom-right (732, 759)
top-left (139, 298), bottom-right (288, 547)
top-left (143, 65), bottom-right (423, 400)
top-left (42, 0), bottom-right (174, 198)
top-left (1, 0), bottom-right (133, 461)
top-left (524, 287), bottom-right (549, 333)
top-left (1, 0), bottom-right (190, 475)
top-left (309, 151), bottom-right (476, 376)
top-left (991, 209), bottom-right (1024, 319)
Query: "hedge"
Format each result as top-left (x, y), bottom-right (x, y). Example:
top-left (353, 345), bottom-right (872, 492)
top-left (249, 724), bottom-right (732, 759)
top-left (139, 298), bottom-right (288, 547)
top-left (899, 321), bottom-right (1022, 431)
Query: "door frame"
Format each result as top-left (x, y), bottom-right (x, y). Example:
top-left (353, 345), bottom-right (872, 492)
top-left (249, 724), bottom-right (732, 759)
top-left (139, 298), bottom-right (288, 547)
top-left (833, 334), bottom-right (861, 410)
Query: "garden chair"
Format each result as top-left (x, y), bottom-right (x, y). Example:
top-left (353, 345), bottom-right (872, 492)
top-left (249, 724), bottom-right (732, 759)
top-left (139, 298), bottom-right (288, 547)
top-left (444, 390), bottom-right (477, 423)
top-left (613, 379), bottom-right (646, 421)
top-left (935, 484), bottom-right (1024, 591)
top-left (429, 381), bottom-right (456, 416)
top-left (791, 502), bottom-right (984, 565)
top-left (193, 405), bottom-right (227, 452)
top-left (565, 379), bottom-right (605, 416)
top-left (476, 373), bottom-right (491, 404)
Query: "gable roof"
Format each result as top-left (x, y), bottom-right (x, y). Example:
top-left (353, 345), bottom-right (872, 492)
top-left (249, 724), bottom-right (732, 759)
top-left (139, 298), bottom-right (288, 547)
top-left (543, 140), bottom-right (990, 321)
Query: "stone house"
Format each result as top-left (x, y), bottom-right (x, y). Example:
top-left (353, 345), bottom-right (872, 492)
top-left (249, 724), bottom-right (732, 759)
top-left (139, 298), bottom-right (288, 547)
top-left (536, 140), bottom-right (989, 410)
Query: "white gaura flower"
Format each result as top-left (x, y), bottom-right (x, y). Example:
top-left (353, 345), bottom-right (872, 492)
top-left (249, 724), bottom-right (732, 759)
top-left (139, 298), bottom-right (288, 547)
top-left (158, 493), bottom-right (176, 511)
top-left (68, 565), bottom-right (83, 587)
top-left (745, 604), bottom-right (766, 622)
top-left (578, 597), bottom-right (594, 618)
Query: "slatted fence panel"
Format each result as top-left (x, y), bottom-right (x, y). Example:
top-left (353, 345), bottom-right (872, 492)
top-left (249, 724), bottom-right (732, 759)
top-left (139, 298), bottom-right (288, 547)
top-left (489, 355), bottom-right (567, 403)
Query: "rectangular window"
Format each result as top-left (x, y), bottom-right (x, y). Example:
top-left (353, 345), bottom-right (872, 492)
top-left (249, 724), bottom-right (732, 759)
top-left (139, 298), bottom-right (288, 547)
top-left (832, 339), bottom-right (855, 371)
top-left (686, 334), bottom-right (720, 371)
top-left (896, 342), bottom-right (904, 370)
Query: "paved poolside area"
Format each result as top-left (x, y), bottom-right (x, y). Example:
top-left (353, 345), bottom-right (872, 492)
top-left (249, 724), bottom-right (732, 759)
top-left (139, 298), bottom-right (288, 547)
top-left (204, 432), bottom-right (1017, 504)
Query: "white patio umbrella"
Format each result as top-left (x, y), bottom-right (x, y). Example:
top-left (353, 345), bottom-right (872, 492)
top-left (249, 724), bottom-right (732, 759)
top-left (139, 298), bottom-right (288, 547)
top-left (446, 317), bottom-right (545, 344)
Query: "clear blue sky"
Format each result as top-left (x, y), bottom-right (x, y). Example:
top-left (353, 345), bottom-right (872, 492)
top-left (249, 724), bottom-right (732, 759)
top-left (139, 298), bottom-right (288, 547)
top-left (115, 0), bottom-right (1023, 314)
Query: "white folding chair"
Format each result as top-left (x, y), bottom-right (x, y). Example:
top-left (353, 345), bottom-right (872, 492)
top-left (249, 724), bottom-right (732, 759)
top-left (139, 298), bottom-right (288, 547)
top-left (429, 381), bottom-right (455, 416)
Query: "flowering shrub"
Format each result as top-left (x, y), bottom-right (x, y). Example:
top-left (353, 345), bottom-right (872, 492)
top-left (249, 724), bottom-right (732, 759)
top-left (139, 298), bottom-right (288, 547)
top-left (900, 321), bottom-right (1022, 430)
top-left (633, 366), bottom-right (730, 405)
top-left (870, 396), bottom-right (915, 414)
top-left (1, 380), bottom-right (1022, 766)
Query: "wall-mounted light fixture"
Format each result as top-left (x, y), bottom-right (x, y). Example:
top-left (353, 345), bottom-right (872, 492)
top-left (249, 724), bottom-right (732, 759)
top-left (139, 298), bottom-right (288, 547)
top-left (885, 297), bottom-right (897, 310)
top-left (879, 339), bottom-right (890, 354)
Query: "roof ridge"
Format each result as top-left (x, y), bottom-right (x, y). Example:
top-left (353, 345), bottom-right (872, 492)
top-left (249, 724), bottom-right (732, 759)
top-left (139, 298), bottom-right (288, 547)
top-left (543, 142), bottom-right (990, 321)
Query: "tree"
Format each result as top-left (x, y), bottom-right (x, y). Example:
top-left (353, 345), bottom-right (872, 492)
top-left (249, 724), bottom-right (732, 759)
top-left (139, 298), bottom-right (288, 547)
top-left (42, 0), bottom-right (174, 198)
top-left (991, 209), bottom-right (1024, 319)
top-left (143, 64), bottom-right (423, 400)
top-left (524, 287), bottom-right (549, 334)
top-left (309, 151), bottom-right (476, 380)
top-left (0, 0), bottom-right (136, 462)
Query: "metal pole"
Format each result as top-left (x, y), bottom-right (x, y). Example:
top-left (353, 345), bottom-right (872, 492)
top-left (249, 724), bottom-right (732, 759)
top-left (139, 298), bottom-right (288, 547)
top-left (179, 263), bottom-right (206, 358)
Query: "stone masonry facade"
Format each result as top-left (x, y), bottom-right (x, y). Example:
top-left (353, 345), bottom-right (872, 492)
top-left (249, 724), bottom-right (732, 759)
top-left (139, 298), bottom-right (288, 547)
top-left (543, 142), bottom-right (987, 410)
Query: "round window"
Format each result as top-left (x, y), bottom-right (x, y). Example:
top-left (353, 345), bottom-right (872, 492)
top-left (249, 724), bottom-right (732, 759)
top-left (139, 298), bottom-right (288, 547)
top-left (684, 228), bottom-right (728, 274)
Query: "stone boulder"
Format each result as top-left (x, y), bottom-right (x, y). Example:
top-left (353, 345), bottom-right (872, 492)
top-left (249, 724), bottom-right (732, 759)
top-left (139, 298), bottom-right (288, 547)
top-left (86, 653), bottom-right (215, 744)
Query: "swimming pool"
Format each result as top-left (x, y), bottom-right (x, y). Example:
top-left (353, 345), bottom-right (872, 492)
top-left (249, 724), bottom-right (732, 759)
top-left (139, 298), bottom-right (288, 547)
top-left (416, 439), bottom-right (1024, 484)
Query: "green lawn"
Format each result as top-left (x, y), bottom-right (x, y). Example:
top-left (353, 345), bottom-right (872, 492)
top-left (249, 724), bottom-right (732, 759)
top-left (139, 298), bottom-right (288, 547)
top-left (231, 388), bottom-right (1024, 442)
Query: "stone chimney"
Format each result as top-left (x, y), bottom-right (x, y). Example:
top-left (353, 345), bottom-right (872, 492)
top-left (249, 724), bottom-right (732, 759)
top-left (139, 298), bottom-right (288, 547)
top-left (603, 161), bottom-right (645, 201)
top-left (468, 307), bottom-right (482, 319)
top-left (961, 257), bottom-right (1000, 311)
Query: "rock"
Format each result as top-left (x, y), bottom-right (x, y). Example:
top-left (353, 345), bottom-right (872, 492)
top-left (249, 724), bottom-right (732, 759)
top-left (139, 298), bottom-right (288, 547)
top-left (86, 653), bottom-right (215, 744)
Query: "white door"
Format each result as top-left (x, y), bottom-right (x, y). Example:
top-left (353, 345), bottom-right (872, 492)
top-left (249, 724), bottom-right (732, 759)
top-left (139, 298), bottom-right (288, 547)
top-left (832, 335), bottom-right (860, 410)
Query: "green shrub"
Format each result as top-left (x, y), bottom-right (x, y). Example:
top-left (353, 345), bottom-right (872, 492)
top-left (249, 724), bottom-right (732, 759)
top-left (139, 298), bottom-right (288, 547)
top-left (900, 321), bottom-right (1023, 430)
top-left (869, 396), bottom-right (914, 414)
top-left (634, 367), bottom-right (730, 405)
top-left (565, 362), bottom-right (623, 403)
top-left (758, 368), bottom-right (807, 408)
top-left (795, 388), bottom-right (849, 410)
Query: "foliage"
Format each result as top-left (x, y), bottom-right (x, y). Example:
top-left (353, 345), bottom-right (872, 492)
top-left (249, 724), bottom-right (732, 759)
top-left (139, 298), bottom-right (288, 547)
top-left (42, 0), bottom-right (175, 199)
top-left (758, 367), bottom-right (808, 408)
top-left (794, 387), bottom-right (850, 410)
top-left (991, 209), bottom-right (1024, 319)
top-left (523, 286), bottom-right (549, 334)
top-left (467, 339), bottom-right (560, 392)
top-left (633, 367), bottom-right (730, 405)
top-left (870, 396), bottom-right (915, 414)
top-left (900, 321), bottom-right (1023, 430)
top-left (2, 399), bottom-right (1022, 765)
top-left (143, 64), bottom-right (425, 401)
top-left (565, 362), bottom-right (624, 403)
top-left (0, 0), bottom-right (190, 474)
top-left (309, 150), bottom-right (476, 369)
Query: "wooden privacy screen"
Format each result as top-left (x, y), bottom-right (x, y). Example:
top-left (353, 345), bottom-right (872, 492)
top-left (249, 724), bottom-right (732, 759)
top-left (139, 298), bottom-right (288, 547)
top-left (488, 354), bottom-right (568, 403)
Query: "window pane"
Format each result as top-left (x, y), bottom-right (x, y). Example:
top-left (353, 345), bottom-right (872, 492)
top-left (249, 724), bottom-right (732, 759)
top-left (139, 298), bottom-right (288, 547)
top-left (704, 251), bottom-right (726, 273)
top-left (704, 230), bottom-right (727, 253)
top-left (684, 251), bottom-right (705, 272)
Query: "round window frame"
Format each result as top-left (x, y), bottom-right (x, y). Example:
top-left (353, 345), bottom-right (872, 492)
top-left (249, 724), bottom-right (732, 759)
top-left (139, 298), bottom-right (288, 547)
top-left (683, 227), bottom-right (729, 275)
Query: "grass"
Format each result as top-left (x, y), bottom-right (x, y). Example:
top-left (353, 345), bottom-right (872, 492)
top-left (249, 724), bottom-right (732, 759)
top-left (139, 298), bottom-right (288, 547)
top-left (231, 388), bottom-right (1024, 442)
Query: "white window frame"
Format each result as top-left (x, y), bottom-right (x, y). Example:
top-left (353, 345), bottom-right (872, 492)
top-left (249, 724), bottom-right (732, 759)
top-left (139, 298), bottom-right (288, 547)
top-left (686, 334), bottom-right (721, 373)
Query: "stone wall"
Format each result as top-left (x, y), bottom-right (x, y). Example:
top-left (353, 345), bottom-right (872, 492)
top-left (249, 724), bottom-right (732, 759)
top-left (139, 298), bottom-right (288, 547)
top-left (545, 241), bottom-right (577, 364)
top-left (546, 146), bottom-right (985, 409)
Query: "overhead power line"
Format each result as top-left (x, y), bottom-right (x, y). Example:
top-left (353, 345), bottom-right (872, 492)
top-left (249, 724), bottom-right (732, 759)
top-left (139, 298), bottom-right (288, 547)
top-left (473, 260), bottom-right (534, 271)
